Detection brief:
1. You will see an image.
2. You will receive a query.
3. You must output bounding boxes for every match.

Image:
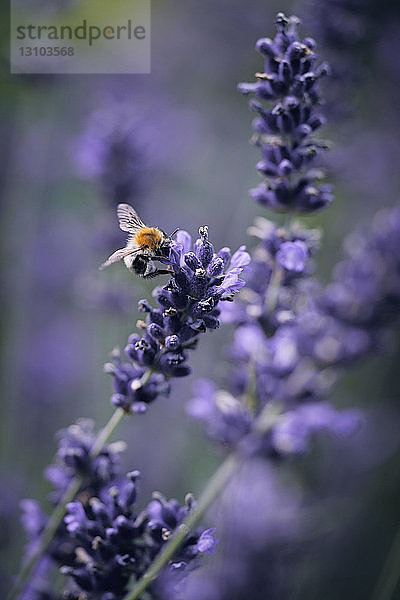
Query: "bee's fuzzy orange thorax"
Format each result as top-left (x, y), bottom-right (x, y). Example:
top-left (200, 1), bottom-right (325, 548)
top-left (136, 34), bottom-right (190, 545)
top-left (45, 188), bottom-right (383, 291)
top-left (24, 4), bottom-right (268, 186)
top-left (134, 227), bottom-right (163, 249)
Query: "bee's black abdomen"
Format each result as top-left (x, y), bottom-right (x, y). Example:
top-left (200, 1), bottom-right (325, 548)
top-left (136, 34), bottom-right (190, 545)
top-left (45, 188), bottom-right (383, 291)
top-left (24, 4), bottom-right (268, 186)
top-left (131, 255), bottom-right (149, 276)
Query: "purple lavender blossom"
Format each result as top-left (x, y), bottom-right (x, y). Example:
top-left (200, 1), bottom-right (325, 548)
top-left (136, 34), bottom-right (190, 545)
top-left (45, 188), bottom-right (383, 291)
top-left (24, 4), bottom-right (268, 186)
top-left (105, 228), bottom-right (250, 413)
top-left (190, 203), bottom-right (400, 457)
top-left (20, 420), bottom-right (127, 571)
top-left (61, 479), bottom-right (217, 597)
top-left (20, 421), bottom-right (217, 599)
top-left (238, 13), bottom-right (332, 214)
top-left (221, 217), bottom-right (320, 328)
top-left (61, 472), bottom-right (145, 596)
top-left (187, 380), bottom-right (252, 447)
top-left (270, 402), bottom-right (361, 455)
top-left (187, 14), bottom-right (400, 464)
top-left (147, 493), bottom-right (219, 560)
top-left (191, 202), bottom-right (400, 454)
top-left (322, 207), bottom-right (400, 331)
top-left (45, 419), bottom-right (126, 501)
top-left (276, 240), bottom-right (308, 272)
top-left (196, 529), bottom-right (219, 555)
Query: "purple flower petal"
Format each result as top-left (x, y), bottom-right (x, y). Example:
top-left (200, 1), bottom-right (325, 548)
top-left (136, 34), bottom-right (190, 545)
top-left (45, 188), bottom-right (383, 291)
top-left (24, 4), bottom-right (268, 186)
top-left (276, 240), bottom-right (308, 272)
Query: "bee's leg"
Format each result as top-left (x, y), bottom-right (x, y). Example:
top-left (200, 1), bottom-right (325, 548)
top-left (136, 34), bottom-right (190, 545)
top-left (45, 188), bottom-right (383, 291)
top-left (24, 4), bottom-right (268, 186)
top-left (142, 268), bottom-right (172, 279)
top-left (155, 268), bottom-right (173, 275)
top-left (153, 254), bottom-right (171, 264)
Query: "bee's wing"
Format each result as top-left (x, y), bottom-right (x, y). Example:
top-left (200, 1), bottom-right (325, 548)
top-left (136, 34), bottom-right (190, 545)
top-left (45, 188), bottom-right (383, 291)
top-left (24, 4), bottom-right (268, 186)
top-left (99, 247), bottom-right (141, 270)
top-left (117, 203), bottom-right (146, 233)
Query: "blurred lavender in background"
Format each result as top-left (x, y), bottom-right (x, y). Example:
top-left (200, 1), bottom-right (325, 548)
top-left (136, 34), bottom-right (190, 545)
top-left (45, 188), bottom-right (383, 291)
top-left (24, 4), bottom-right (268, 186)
top-left (183, 10), bottom-right (400, 600)
top-left (299, 0), bottom-right (400, 226)
top-left (73, 103), bottom-right (148, 209)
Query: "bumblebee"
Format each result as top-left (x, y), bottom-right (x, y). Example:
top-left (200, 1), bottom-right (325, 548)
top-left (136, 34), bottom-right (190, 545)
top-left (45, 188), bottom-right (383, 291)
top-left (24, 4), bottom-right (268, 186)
top-left (100, 203), bottom-right (176, 278)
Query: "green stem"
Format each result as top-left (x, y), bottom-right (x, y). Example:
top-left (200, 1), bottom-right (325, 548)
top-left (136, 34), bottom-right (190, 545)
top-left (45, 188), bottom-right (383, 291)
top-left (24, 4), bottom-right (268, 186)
top-left (6, 476), bottom-right (82, 600)
top-left (243, 362), bottom-right (257, 415)
top-left (264, 212), bottom-right (293, 317)
top-left (284, 211), bottom-right (293, 233)
top-left (89, 407), bottom-right (125, 457)
top-left (264, 264), bottom-right (283, 315)
top-left (7, 407), bottom-right (126, 600)
top-left (124, 453), bottom-right (240, 600)
top-left (371, 523), bottom-right (400, 600)
top-left (123, 403), bottom-right (283, 600)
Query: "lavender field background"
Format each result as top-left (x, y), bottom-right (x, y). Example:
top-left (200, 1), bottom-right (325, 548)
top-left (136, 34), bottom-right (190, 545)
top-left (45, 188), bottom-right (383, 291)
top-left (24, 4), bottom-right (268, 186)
top-left (1, 0), bottom-right (400, 598)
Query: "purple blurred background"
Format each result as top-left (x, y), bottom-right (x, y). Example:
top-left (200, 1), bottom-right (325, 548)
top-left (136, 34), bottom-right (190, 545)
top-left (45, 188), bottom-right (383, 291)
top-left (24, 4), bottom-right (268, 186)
top-left (1, 0), bottom-right (400, 597)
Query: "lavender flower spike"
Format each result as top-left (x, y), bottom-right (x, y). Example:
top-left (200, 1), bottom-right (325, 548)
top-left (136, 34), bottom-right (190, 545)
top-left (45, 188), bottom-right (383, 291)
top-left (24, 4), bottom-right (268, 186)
top-left (61, 477), bottom-right (215, 597)
top-left (239, 13), bottom-right (332, 214)
top-left (20, 422), bottom-right (218, 600)
top-left (20, 420), bottom-right (126, 564)
top-left (105, 228), bottom-right (250, 414)
top-left (188, 12), bottom-right (362, 461)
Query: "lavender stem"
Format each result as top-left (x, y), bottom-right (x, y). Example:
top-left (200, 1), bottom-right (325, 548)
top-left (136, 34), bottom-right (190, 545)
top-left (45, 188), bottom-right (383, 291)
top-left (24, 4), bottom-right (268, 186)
top-left (264, 264), bottom-right (284, 315)
top-left (6, 476), bottom-right (83, 600)
top-left (123, 453), bottom-right (240, 600)
top-left (89, 406), bottom-right (126, 457)
top-left (371, 523), bottom-right (400, 600)
top-left (123, 403), bottom-right (282, 600)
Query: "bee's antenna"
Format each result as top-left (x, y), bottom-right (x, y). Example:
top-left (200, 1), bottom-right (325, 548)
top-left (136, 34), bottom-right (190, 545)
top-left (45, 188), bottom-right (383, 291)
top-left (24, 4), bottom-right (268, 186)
top-left (169, 227), bottom-right (179, 238)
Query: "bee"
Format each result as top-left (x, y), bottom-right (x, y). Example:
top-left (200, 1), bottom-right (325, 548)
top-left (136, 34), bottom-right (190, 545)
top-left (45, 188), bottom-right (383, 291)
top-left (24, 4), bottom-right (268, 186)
top-left (100, 203), bottom-right (177, 278)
